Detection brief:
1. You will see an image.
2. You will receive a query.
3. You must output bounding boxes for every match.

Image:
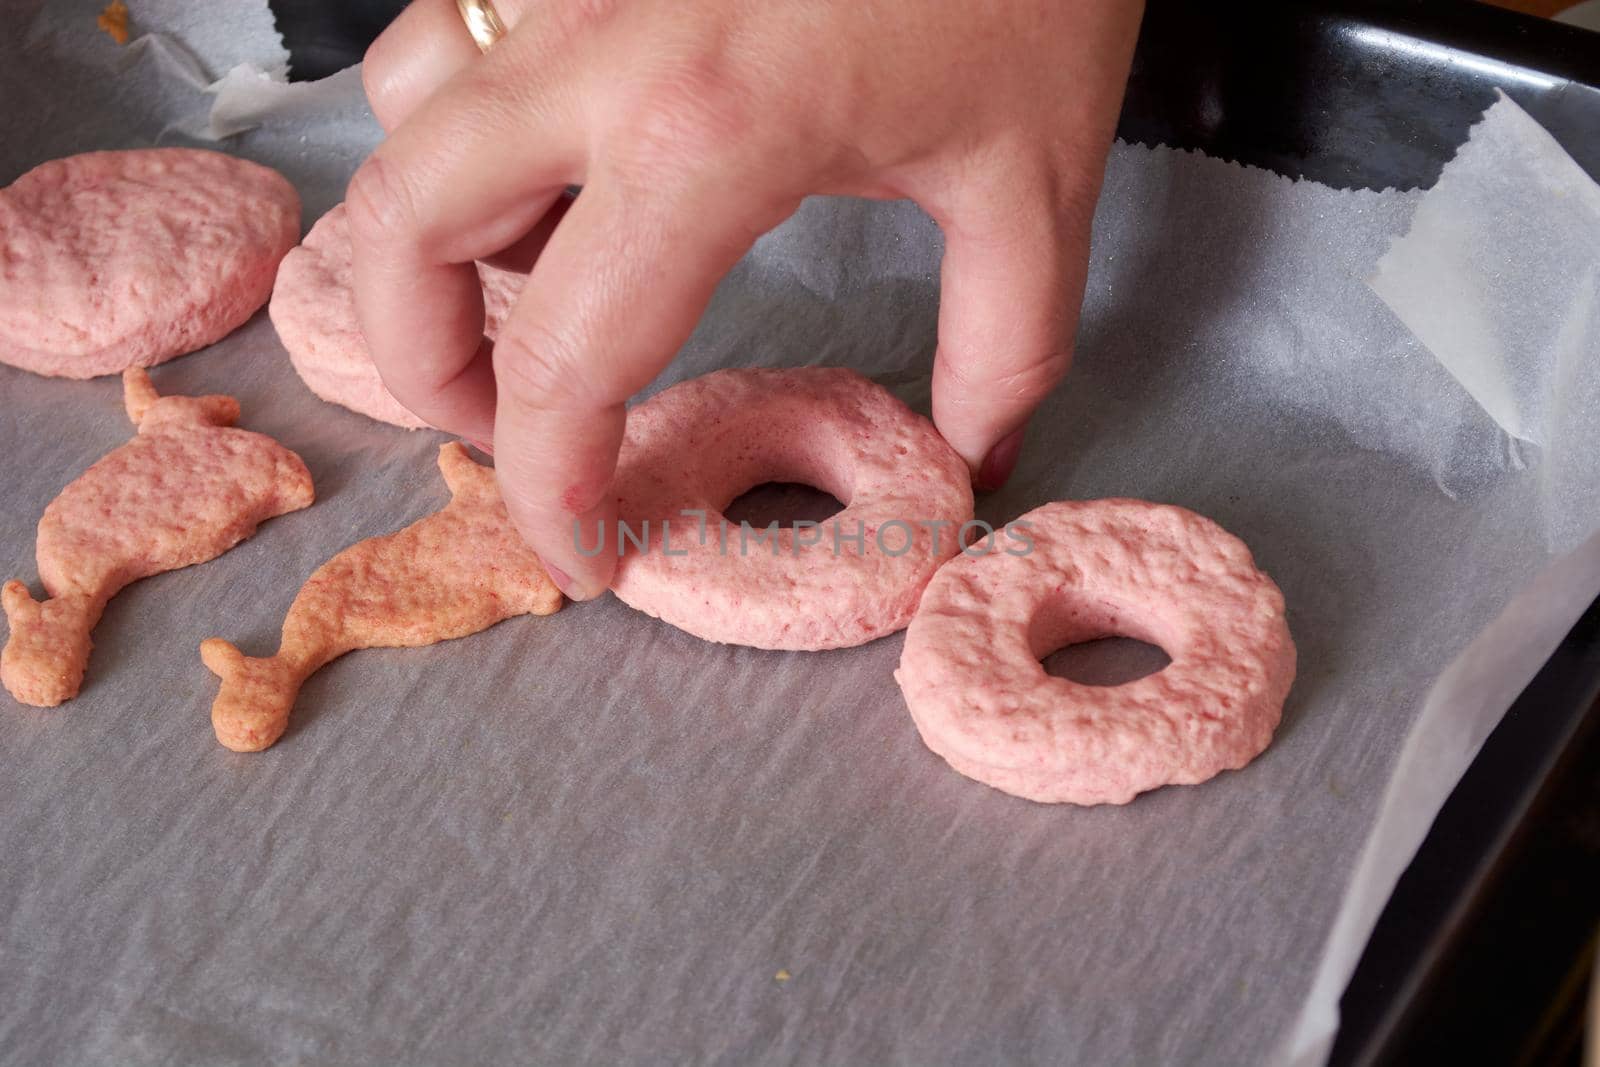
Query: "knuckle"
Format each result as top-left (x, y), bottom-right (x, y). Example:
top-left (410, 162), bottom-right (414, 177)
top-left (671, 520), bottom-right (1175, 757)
top-left (492, 323), bottom-right (580, 410)
top-left (993, 347), bottom-right (1074, 405)
top-left (522, 0), bottom-right (620, 44)
top-left (942, 342), bottom-right (1072, 410)
top-left (611, 56), bottom-right (754, 181)
top-left (558, 0), bottom-right (620, 35)
top-left (359, 27), bottom-right (422, 133)
top-left (360, 27), bottom-right (408, 122)
top-left (344, 156), bottom-right (419, 246)
top-left (359, 48), bottom-right (389, 117)
top-left (409, 353), bottom-right (472, 399)
top-left (368, 355), bottom-right (430, 405)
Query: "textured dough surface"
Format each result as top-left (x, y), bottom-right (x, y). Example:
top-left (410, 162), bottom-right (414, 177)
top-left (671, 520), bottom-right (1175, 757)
top-left (895, 499), bottom-right (1296, 805)
top-left (2, 370), bottom-right (315, 707)
top-left (203, 443), bottom-right (563, 752)
top-left (610, 367), bottom-right (974, 650)
top-left (269, 203), bottom-right (524, 428)
top-left (0, 148), bottom-right (300, 378)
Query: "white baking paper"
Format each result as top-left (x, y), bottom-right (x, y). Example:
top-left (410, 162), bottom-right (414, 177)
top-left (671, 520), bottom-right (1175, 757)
top-left (2, 5), bottom-right (1597, 1065)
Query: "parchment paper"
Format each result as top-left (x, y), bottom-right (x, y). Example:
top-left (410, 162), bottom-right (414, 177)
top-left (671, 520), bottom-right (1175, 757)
top-left (3, 4), bottom-right (1598, 1065)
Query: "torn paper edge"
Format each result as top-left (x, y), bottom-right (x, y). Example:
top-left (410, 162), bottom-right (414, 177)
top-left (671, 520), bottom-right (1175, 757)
top-left (172, 62), bottom-right (368, 142)
top-left (1117, 137), bottom-right (1412, 201)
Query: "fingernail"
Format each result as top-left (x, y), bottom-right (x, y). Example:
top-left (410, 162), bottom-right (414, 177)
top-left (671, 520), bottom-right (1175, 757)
top-left (976, 426), bottom-right (1026, 492)
top-left (543, 561), bottom-right (578, 599)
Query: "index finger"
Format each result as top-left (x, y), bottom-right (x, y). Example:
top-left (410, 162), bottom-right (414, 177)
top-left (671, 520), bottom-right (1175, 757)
top-left (489, 178), bottom-right (789, 599)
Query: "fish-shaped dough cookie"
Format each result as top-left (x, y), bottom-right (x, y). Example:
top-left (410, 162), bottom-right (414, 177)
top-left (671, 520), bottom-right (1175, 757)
top-left (3, 369), bottom-right (315, 707)
top-left (203, 443), bottom-right (563, 752)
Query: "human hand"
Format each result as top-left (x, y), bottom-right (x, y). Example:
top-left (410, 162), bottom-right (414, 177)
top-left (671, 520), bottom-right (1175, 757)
top-left (351, 0), bottom-right (1144, 599)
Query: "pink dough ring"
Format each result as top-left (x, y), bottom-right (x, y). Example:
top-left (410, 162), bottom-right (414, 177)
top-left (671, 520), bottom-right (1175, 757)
top-left (896, 499), bottom-right (1296, 805)
top-left (610, 367), bottom-right (974, 650)
top-left (269, 203), bottom-right (523, 429)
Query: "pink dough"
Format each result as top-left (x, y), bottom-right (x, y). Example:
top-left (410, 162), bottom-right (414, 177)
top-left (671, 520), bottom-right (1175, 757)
top-left (269, 203), bottom-right (524, 429)
top-left (0, 148), bottom-right (300, 378)
top-left (610, 367), bottom-right (974, 650)
top-left (2, 370), bottom-right (314, 707)
top-left (895, 499), bottom-right (1296, 805)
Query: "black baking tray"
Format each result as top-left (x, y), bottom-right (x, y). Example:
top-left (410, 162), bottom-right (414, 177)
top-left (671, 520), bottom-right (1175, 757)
top-left (271, 1), bottom-right (1600, 1062)
top-left (1124, 6), bottom-right (1600, 1064)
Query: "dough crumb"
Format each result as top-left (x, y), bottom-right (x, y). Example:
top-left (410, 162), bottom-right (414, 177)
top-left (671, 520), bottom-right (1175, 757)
top-left (774, 969), bottom-right (792, 982)
top-left (97, 1), bottom-right (130, 45)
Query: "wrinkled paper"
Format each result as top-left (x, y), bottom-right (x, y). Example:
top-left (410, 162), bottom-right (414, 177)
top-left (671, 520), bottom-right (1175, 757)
top-left (2, 4), bottom-right (1598, 1065)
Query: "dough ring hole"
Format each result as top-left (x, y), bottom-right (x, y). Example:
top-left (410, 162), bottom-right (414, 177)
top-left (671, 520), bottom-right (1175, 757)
top-left (711, 439), bottom-right (853, 532)
top-left (722, 482), bottom-right (845, 529)
top-left (1030, 592), bottom-right (1172, 688)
